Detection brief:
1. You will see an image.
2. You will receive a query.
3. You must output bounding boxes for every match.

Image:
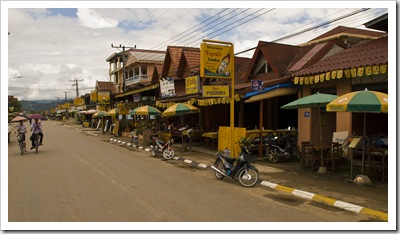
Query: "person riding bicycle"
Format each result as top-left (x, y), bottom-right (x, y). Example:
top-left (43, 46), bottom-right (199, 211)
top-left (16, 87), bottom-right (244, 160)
top-left (30, 118), bottom-right (44, 149)
top-left (16, 120), bottom-right (27, 152)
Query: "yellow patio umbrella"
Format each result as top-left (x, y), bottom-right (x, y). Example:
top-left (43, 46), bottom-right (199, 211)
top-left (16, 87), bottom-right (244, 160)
top-left (162, 103), bottom-right (199, 117)
top-left (130, 105), bottom-right (161, 116)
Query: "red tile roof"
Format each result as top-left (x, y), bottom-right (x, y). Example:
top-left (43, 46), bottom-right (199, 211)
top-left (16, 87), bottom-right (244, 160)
top-left (306, 26), bottom-right (385, 44)
top-left (292, 36), bottom-right (388, 77)
top-left (96, 81), bottom-right (118, 94)
top-left (181, 48), bottom-right (200, 75)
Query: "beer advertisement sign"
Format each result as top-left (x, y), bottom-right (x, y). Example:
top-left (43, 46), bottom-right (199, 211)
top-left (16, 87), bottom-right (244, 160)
top-left (185, 76), bottom-right (200, 94)
top-left (200, 43), bottom-right (233, 79)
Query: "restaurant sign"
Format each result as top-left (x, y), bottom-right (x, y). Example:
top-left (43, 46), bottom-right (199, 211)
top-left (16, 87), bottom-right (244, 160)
top-left (185, 76), bottom-right (200, 94)
top-left (200, 43), bottom-right (233, 79)
top-left (202, 85), bottom-right (229, 97)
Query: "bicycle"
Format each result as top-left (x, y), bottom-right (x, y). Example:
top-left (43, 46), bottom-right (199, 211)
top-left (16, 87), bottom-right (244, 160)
top-left (31, 133), bottom-right (41, 154)
top-left (17, 133), bottom-right (26, 156)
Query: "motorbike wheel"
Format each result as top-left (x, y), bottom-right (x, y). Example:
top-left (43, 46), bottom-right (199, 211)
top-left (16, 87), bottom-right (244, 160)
top-left (238, 168), bottom-right (259, 187)
top-left (150, 147), bottom-right (158, 157)
top-left (268, 149), bottom-right (279, 163)
top-left (162, 149), bottom-right (175, 160)
top-left (213, 160), bottom-right (225, 180)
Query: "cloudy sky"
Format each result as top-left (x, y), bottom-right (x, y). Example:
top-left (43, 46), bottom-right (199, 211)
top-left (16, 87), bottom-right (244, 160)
top-left (3, 1), bottom-right (391, 102)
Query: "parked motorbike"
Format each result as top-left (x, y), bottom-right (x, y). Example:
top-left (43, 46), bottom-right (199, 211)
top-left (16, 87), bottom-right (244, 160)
top-left (150, 136), bottom-right (175, 160)
top-left (211, 145), bottom-right (259, 187)
top-left (265, 131), bottom-right (301, 163)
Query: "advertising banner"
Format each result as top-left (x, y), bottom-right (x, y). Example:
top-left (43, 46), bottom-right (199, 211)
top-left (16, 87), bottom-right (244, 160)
top-left (200, 43), bottom-right (233, 79)
top-left (185, 76), bottom-right (200, 94)
top-left (202, 86), bottom-right (229, 97)
top-left (160, 77), bottom-right (175, 98)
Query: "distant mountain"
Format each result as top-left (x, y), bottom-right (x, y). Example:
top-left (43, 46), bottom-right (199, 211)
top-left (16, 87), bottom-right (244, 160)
top-left (20, 100), bottom-right (57, 112)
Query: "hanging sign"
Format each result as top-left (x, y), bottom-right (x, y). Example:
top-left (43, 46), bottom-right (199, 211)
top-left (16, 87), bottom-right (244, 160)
top-left (185, 76), bottom-right (200, 94)
top-left (160, 77), bottom-right (176, 98)
top-left (200, 43), bottom-right (233, 79)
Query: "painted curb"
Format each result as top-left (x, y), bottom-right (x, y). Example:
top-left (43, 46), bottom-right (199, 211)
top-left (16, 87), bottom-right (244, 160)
top-left (260, 181), bottom-right (388, 221)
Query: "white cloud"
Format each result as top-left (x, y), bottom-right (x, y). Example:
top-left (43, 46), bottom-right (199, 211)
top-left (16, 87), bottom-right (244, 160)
top-left (77, 8), bottom-right (118, 29)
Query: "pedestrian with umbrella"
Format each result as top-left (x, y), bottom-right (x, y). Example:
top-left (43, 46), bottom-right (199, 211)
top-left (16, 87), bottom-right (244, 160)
top-left (12, 116), bottom-right (28, 152)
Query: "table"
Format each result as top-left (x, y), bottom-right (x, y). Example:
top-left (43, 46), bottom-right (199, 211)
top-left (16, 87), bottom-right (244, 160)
top-left (202, 132), bottom-right (217, 150)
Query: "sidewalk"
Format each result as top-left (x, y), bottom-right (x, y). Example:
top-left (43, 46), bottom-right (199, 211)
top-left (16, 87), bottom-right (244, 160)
top-left (65, 121), bottom-right (389, 221)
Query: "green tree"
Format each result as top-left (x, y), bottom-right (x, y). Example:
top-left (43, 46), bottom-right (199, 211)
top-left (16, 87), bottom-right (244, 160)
top-left (8, 99), bottom-right (22, 113)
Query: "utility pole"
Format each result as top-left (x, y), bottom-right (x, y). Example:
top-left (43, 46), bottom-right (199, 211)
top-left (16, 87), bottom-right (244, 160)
top-left (61, 91), bottom-right (71, 102)
top-left (111, 44), bottom-right (136, 93)
top-left (55, 96), bottom-right (61, 105)
top-left (70, 78), bottom-right (83, 98)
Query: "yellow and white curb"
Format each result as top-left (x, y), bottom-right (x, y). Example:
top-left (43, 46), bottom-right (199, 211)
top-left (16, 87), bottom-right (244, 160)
top-left (260, 181), bottom-right (388, 221)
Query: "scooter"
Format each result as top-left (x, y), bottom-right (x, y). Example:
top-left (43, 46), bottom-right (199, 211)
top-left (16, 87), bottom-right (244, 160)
top-left (211, 145), bottom-right (259, 187)
top-left (150, 136), bottom-right (175, 160)
top-left (265, 131), bottom-right (301, 163)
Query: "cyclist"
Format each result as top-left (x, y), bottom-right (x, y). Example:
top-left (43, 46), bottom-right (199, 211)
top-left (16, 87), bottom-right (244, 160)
top-left (16, 120), bottom-right (27, 152)
top-left (30, 118), bottom-right (44, 149)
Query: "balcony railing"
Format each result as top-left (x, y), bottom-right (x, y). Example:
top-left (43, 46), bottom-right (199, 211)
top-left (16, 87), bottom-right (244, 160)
top-left (125, 74), bottom-right (148, 86)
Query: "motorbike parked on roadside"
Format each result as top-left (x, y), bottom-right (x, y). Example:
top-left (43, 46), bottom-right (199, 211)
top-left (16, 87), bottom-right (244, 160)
top-left (265, 131), bottom-right (301, 163)
top-left (211, 140), bottom-right (259, 187)
top-left (150, 136), bottom-right (175, 160)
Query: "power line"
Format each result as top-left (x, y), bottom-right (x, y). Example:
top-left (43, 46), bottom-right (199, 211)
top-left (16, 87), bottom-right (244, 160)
top-left (234, 8), bottom-right (372, 56)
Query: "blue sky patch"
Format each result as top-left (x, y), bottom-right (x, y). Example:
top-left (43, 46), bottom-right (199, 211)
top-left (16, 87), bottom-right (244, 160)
top-left (47, 8), bottom-right (77, 18)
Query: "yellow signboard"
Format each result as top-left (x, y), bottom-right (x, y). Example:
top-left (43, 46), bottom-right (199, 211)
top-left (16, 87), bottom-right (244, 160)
top-left (117, 103), bottom-right (129, 115)
top-left (203, 86), bottom-right (229, 97)
top-left (218, 126), bottom-right (246, 158)
top-left (185, 76), bottom-right (200, 94)
top-left (90, 90), bottom-right (97, 102)
top-left (200, 43), bottom-right (233, 79)
top-left (97, 91), bottom-right (110, 104)
top-left (74, 97), bottom-right (84, 106)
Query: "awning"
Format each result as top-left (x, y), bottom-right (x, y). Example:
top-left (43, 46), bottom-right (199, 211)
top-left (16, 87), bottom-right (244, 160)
top-left (244, 83), bottom-right (298, 103)
top-left (115, 83), bottom-right (159, 98)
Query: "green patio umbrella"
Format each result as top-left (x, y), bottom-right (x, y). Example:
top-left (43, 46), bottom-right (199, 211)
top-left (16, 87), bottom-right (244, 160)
top-left (281, 92), bottom-right (339, 172)
top-left (327, 89), bottom-right (388, 178)
top-left (130, 105), bottom-right (161, 116)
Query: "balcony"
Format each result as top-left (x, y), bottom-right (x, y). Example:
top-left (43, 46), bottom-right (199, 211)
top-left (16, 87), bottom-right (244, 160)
top-left (125, 74), bottom-right (148, 86)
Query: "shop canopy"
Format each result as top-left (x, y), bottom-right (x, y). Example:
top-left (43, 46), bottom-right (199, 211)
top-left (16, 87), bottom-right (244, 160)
top-left (244, 82), bottom-right (297, 103)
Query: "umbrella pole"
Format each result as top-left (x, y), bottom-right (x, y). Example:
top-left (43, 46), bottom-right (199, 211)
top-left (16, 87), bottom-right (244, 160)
top-left (361, 112), bottom-right (366, 173)
top-left (317, 107), bottom-right (327, 173)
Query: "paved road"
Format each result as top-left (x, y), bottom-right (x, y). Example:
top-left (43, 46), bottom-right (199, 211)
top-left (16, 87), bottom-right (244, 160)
top-left (7, 121), bottom-right (374, 228)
